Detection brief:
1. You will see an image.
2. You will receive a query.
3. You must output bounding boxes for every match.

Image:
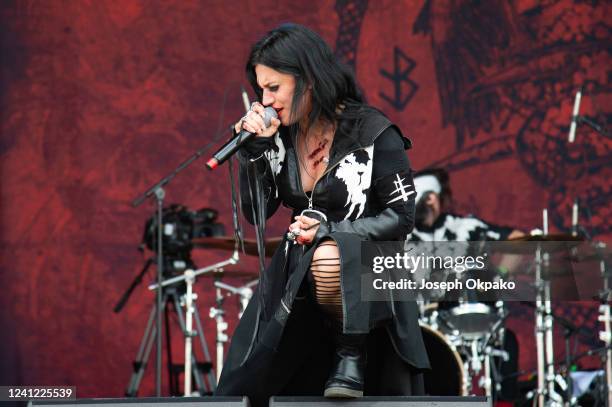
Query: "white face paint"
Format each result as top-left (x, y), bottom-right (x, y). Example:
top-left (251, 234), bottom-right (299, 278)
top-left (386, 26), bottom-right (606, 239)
top-left (334, 146), bottom-right (373, 220)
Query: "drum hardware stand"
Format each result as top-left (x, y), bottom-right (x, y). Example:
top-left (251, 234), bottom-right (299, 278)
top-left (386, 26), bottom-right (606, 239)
top-left (183, 269), bottom-right (196, 396)
top-left (470, 340), bottom-right (483, 376)
top-left (534, 212), bottom-right (546, 406)
top-left (214, 279), bottom-right (258, 319)
top-left (480, 346), bottom-right (510, 397)
top-left (595, 242), bottom-right (612, 407)
top-left (533, 209), bottom-right (565, 406)
top-left (148, 254), bottom-right (239, 290)
top-left (458, 335), bottom-right (508, 397)
top-left (460, 338), bottom-right (482, 395)
top-left (210, 274), bottom-right (230, 382)
top-left (209, 278), bottom-right (259, 381)
top-left (148, 254), bottom-right (240, 382)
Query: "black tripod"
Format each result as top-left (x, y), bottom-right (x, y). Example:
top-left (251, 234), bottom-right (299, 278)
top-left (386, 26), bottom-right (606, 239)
top-left (118, 258), bottom-right (216, 396)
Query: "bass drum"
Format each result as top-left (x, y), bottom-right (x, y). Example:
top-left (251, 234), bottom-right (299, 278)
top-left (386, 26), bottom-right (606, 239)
top-left (421, 324), bottom-right (466, 396)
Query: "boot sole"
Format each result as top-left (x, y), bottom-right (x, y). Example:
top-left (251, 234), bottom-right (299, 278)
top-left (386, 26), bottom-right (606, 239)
top-left (324, 386), bottom-right (363, 398)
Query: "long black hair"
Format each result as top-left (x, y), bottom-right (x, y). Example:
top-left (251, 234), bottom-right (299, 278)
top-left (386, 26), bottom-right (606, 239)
top-left (246, 23), bottom-right (364, 134)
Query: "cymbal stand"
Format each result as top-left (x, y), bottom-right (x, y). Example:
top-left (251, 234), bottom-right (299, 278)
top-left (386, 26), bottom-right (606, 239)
top-left (482, 349), bottom-right (492, 398)
top-left (208, 278), bottom-right (260, 381)
top-left (469, 339), bottom-right (483, 378)
top-left (183, 269), bottom-right (195, 396)
top-left (544, 262), bottom-right (564, 405)
top-left (596, 242), bottom-right (612, 406)
top-left (542, 210), bottom-right (556, 405)
top-left (534, 224), bottom-right (546, 406)
top-left (210, 275), bottom-right (229, 382)
top-left (149, 256), bottom-right (239, 380)
top-left (463, 337), bottom-right (488, 395)
top-left (215, 279), bottom-right (258, 318)
top-left (533, 210), bottom-right (564, 406)
top-left (208, 149), bottom-right (253, 380)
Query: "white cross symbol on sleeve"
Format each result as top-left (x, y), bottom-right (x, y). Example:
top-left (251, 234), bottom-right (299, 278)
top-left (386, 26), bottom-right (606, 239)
top-left (387, 173), bottom-right (415, 204)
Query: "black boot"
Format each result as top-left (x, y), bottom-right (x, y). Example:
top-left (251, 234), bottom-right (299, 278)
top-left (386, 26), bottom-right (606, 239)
top-left (324, 327), bottom-right (367, 398)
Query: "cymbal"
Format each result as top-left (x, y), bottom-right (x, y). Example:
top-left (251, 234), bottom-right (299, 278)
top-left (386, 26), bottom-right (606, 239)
top-left (567, 252), bottom-right (612, 262)
top-left (192, 236), bottom-right (283, 257)
top-left (493, 234), bottom-right (584, 254)
top-left (562, 243), bottom-right (611, 263)
top-left (507, 261), bottom-right (581, 277)
top-left (509, 234), bottom-right (584, 242)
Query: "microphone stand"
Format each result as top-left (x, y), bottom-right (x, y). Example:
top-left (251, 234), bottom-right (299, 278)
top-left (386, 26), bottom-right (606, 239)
top-left (131, 140), bottom-right (217, 396)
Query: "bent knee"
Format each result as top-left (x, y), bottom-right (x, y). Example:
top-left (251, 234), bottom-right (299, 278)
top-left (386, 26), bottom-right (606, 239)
top-left (312, 239), bottom-right (339, 263)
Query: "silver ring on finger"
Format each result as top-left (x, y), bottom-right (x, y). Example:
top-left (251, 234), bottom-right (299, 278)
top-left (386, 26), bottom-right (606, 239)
top-left (287, 228), bottom-right (301, 241)
top-left (239, 115), bottom-right (248, 130)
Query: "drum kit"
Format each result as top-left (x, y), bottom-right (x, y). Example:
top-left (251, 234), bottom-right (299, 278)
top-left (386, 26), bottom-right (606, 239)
top-left (415, 230), bottom-right (612, 407)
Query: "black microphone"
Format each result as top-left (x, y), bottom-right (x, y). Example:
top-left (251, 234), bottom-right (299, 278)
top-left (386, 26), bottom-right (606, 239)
top-left (205, 106), bottom-right (277, 170)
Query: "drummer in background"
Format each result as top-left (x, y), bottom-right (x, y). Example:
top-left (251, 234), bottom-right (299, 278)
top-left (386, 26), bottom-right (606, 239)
top-left (409, 168), bottom-right (524, 242)
top-left (408, 168), bottom-right (524, 402)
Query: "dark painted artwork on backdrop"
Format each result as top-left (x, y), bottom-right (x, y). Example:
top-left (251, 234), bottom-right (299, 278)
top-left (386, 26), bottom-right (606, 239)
top-left (412, 0), bottom-right (611, 236)
top-left (378, 47), bottom-right (419, 111)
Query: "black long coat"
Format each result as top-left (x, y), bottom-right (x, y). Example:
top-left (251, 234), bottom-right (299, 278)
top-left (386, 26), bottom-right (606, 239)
top-left (215, 107), bottom-right (430, 405)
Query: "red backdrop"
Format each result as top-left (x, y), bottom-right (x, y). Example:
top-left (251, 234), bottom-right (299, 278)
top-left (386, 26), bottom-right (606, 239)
top-left (1, 0), bottom-right (610, 398)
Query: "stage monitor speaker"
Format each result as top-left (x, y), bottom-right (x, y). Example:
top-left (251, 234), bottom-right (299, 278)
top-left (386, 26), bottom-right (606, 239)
top-left (269, 396), bottom-right (490, 406)
top-left (28, 397), bottom-right (250, 407)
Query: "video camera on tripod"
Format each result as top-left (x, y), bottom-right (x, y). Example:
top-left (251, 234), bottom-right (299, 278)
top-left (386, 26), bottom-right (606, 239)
top-left (117, 204), bottom-right (226, 396)
top-left (141, 204), bottom-right (225, 276)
